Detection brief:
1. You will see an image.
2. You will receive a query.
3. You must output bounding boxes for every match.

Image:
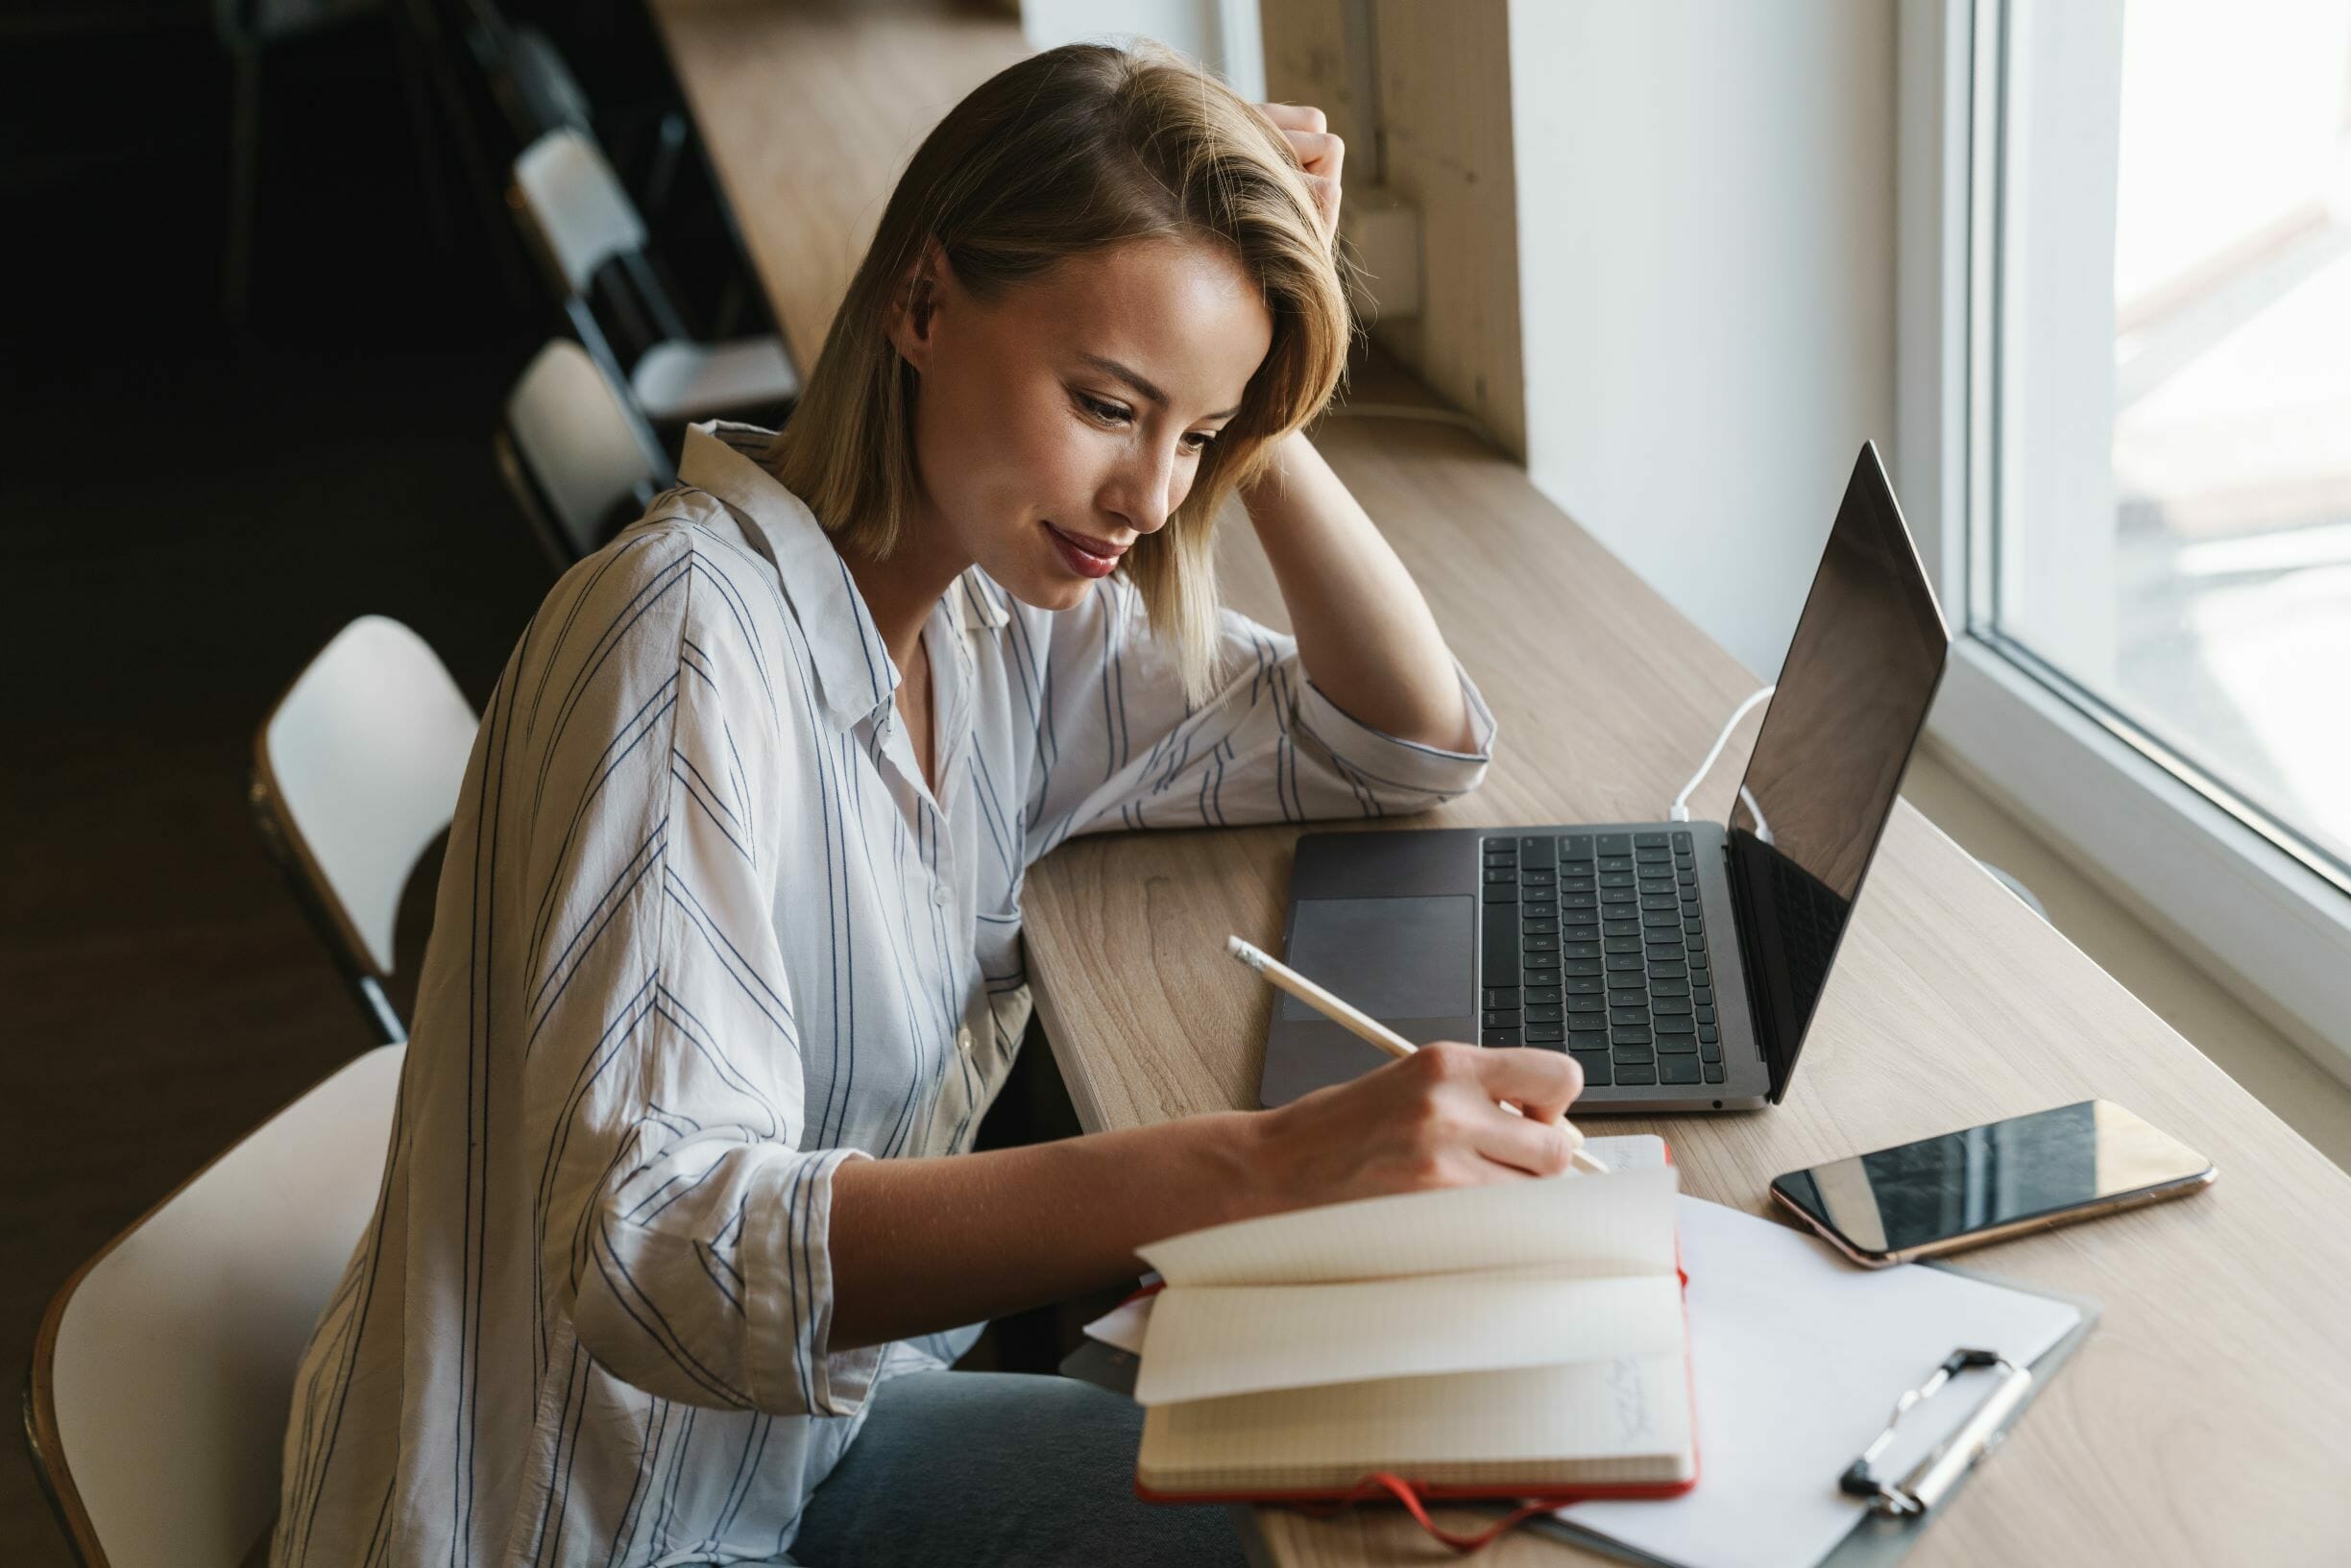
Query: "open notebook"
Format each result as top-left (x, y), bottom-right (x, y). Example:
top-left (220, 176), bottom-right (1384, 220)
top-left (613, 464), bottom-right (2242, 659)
top-left (1130, 1138), bottom-right (1696, 1501)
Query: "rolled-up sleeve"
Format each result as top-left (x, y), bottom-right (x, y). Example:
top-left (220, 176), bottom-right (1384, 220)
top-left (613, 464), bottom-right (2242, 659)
top-left (1022, 575), bottom-right (1497, 862)
top-left (521, 523), bottom-right (877, 1418)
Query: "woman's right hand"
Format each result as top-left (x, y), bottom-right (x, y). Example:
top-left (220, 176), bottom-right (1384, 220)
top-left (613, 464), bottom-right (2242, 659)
top-left (1250, 1043), bottom-right (1588, 1212)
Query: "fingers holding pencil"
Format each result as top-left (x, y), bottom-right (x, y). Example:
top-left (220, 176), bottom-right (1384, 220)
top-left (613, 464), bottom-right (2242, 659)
top-left (1227, 935), bottom-right (1608, 1175)
top-left (1453, 1052), bottom-right (1596, 1178)
top-left (1469, 1043), bottom-right (1591, 1148)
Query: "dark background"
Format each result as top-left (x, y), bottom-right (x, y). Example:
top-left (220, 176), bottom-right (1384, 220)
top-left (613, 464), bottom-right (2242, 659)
top-left (6, 7), bottom-right (546, 1562)
top-left (1, 7), bottom-right (1088, 1561)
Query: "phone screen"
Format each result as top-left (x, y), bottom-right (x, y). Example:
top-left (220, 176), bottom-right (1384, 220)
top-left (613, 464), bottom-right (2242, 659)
top-left (1771, 1100), bottom-right (2210, 1257)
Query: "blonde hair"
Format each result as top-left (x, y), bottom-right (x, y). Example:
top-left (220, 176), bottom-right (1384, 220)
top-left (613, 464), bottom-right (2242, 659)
top-left (764, 40), bottom-right (1356, 705)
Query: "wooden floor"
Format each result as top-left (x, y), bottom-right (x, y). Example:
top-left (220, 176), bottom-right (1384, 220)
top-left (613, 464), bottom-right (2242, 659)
top-left (2, 337), bottom-right (565, 1568)
top-left (2, 13), bottom-right (570, 1561)
top-left (6, 358), bottom-right (528, 1551)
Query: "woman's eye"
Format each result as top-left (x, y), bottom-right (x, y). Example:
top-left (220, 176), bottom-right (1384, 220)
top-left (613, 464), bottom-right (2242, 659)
top-left (1078, 392), bottom-right (1217, 453)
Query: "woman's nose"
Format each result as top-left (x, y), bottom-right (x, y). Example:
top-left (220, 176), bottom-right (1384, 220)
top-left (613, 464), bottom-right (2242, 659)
top-left (1103, 441), bottom-right (1183, 537)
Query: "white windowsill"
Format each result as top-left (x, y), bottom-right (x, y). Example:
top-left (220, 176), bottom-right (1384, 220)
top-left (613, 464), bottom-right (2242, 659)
top-left (1928, 635), bottom-right (2351, 1086)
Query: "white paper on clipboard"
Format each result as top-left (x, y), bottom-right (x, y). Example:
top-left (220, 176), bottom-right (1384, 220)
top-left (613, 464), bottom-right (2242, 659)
top-left (1552, 1196), bottom-right (2083, 1568)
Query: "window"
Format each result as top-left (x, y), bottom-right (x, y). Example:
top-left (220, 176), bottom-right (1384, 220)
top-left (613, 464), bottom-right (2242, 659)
top-left (1979, 0), bottom-right (2351, 892)
top-left (1903, 0), bottom-right (2351, 1071)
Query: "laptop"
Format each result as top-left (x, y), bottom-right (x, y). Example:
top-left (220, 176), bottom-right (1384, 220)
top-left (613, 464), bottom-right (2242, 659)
top-left (1259, 442), bottom-right (1950, 1114)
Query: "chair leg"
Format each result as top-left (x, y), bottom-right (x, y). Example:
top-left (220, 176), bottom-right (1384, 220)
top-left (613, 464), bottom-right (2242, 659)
top-left (392, 10), bottom-right (457, 261)
top-left (249, 773), bottom-right (413, 1050)
top-left (357, 977), bottom-right (409, 1049)
top-left (395, 0), bottom-right (538, 311)
top-left (645, 108), bottom-right (689, 220)
top-left (223, 44), bottom-right (262, 331)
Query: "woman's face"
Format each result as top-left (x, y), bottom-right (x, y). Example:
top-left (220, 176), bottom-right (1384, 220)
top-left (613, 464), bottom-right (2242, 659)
top-left (889, 236), bottom-right (1275, 612)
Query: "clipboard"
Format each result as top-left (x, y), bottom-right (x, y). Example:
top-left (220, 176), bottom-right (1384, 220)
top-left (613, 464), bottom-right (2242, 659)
top-left (1527, 1264), bottom-right (2101, 1568)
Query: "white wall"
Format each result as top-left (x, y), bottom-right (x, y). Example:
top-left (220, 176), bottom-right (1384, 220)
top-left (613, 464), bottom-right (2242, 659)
top-left (1509, 0), bottom-right (1897, 683)
top-left (1024, 0), bottom-right (1266, 101)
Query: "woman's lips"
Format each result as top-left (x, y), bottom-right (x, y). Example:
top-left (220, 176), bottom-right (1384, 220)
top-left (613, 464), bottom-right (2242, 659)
top-left (1044, 521), bottom-right (1126, 578)
top-left (1047, 522), bottom-right (1126, 558)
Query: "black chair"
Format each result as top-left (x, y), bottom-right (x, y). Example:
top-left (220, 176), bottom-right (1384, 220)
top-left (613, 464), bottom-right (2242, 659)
top-left (216, 0), bottom-right (446, 326)
top-left (472, 1), bottom-right (763, 343)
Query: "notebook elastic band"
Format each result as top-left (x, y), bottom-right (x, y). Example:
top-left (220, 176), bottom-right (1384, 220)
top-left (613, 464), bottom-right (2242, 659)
top-left (1300, 1474), bottom-right (1557, 1555)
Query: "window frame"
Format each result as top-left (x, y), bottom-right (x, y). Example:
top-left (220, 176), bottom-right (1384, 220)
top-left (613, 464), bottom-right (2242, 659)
top-left (1896, 0), bottom-right (2351, 1081)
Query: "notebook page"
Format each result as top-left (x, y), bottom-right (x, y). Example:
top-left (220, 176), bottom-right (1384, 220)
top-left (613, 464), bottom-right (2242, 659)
top-left (1138, 1165), bottom-right (1680, 1288)
top-left (1133, 1270), bottom-right (1685, 1406)
top-left (1082, 1142), bottom-right (1670, 1361)
top-left (1141, 1352), bottom-right (1695, 1492)
top-left (1554, 1196), bottom-right (2083, 1568)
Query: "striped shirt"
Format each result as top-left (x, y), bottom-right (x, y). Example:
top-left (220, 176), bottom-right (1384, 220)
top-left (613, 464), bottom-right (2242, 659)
top-left (272, 422), bottom-right (1496, 1567)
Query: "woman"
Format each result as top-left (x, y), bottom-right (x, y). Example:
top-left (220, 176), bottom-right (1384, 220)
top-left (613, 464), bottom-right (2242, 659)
top-left (274, 41), bottom-right (1586, 1568)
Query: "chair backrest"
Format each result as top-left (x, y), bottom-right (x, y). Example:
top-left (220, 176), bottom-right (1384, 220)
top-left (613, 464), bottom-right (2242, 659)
top-left (254, 617), bottom-right (478, 982)
top-left (27, 1044), bottom-right (406, 1568)
top-left (512, 126), bottom-right (646, 293)
top-left (500, 338), bottom-right (670, 563)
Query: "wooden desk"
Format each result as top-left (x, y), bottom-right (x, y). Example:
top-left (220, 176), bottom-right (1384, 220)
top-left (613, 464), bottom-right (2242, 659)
top-left (654, 7), bottom-right (2351, 1562)
top-left (652, 0), bottom-right (1028, 368)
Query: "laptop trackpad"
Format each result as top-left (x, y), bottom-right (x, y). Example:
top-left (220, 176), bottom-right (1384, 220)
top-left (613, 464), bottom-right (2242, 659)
top-left (1279, 896), bottom-right (1474, 1023)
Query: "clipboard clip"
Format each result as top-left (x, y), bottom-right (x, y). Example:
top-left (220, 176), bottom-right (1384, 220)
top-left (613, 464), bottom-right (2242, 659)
top-left (1837, 1348), bottom-right (2033, 1518)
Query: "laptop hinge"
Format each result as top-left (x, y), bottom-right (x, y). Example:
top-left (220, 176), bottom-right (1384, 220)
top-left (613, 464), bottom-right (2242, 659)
top-left (1723, 833), bottom-right (1790, 1101)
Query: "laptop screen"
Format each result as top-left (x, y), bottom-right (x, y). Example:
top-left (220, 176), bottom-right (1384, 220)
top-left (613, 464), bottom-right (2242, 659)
top-left (1728, 445), bottom-right (1949, 1099)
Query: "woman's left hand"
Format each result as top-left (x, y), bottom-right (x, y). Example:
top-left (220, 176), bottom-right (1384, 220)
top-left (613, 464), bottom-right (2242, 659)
top-left (1258, 102), bottom-right (1344, 247)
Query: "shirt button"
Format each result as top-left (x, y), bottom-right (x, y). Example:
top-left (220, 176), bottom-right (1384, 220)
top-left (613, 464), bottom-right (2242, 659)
top-left (957, 1027), bottom-right (974, 1054)
top-left (933, 885), bottom-right (953, 908)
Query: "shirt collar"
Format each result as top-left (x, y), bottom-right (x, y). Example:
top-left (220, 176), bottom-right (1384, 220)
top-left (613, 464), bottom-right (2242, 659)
top-left (956, 566), bottom-right (1014, 633)
top-left (678, 422), bottom-right (1015, 729)
top-left (679, 421), bottom-right (901, 731)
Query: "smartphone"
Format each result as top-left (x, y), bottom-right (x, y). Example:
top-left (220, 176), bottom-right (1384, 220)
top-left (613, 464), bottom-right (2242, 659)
top-left (1768, 1099), bottom-right (2216, 1266)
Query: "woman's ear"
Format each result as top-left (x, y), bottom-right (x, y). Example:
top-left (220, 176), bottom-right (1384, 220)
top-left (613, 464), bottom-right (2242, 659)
top-left (886, 237), bottom-right (953, 374)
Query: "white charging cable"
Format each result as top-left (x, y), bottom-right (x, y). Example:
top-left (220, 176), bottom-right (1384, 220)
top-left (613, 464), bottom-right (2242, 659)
top-left (1669, 686), bottom-right (1775, 822)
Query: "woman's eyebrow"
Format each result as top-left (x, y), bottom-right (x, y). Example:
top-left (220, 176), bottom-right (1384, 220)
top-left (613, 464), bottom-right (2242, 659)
top-left (1078, 353), bottom-right (1241, 422)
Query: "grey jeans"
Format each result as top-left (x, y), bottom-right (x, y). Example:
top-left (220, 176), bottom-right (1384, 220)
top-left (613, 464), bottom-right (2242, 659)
top-left (781, 1371), bottom-right (1247, 1567)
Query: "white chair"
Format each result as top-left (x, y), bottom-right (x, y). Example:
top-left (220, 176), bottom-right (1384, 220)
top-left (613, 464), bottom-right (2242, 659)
top-left (24, 1043), bottom-right (405, 1568)
top-left (496, 339), bottom-right (673, 567)
top-left (250, 617), bottom-right (479, 1044)
top-left (510, 128), bottom-right (801, 424)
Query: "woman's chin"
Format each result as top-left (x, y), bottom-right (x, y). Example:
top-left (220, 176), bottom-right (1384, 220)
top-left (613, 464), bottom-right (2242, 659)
top-left (992, 565), bottom-right (1101, 614)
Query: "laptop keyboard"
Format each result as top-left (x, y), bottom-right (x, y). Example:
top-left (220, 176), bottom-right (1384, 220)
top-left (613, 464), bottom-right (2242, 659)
top-left (1480, 832), bottom-right (1727, 1089)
